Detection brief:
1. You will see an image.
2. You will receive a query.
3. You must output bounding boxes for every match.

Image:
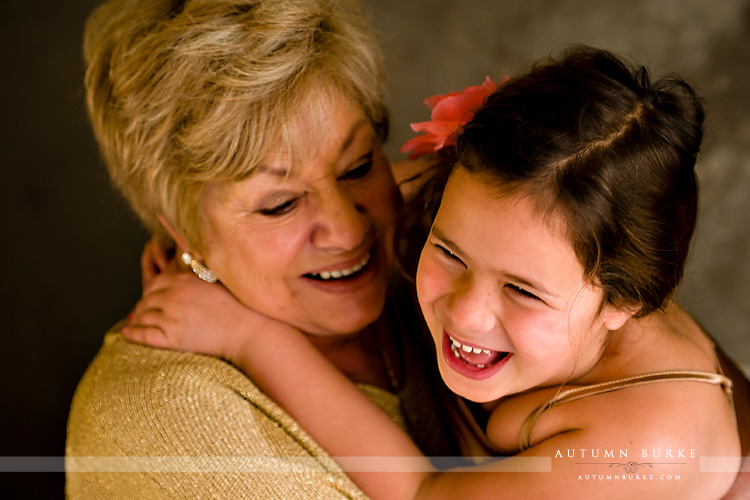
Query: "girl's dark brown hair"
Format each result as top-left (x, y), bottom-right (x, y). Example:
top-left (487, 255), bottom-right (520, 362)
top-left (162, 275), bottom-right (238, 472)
top-left (401, 46), bottom-right (705, 316)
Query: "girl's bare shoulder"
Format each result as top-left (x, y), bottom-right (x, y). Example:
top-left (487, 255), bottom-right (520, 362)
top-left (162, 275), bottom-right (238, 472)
top-left (485, 305), bottom-right (740, 497)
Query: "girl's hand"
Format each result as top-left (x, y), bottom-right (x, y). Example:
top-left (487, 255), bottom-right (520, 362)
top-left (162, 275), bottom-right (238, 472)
top-left (123, 272), bottom-right (268, 363)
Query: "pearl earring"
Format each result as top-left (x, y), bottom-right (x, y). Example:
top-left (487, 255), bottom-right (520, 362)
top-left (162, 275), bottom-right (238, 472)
top-left (180, 252), bottom-right (217, 283)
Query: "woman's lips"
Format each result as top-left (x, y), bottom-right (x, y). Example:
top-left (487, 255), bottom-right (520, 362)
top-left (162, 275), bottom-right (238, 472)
top-left (300, 247), bottom-right (380, 293)
top-left (441, 331), bottom-right (512, 380)
top-left (304, 252), bottom-right (370, 280)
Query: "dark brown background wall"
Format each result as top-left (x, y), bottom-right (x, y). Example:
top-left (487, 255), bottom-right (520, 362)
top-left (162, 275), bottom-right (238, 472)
top-left (1, 1), bottom-right (747, 498)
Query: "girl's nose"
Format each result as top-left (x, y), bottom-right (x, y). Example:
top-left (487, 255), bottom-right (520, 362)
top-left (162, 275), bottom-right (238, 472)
top-left (444, 277), bottom-right (499, 334)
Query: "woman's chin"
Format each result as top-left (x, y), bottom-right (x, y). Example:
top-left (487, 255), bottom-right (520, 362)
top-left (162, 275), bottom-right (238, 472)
top-left (296, 291), bottom-right (387, 338)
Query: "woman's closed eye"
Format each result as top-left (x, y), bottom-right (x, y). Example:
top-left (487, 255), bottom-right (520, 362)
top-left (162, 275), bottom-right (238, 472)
top-left (256, 197), bottom-right (300, 217)
top-left (339, 159), bottom-right (374, 181)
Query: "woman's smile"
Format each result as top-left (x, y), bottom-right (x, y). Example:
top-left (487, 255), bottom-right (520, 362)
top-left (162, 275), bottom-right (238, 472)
top-left (300, 245), bottom-right (381, 294)
top-left (200, 95), bottom-right (401, 338)
top-left (304, 250), bottom-right (371, 282)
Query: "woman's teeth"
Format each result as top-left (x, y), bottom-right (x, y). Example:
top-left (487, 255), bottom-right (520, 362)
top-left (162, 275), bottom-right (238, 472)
top-left (308, 253), bottom-right (370, 281)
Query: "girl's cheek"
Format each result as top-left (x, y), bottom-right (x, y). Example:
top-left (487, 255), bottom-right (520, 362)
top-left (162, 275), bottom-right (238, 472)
top-left (506, 306), bottom-right (562, 356)
top-left (416, 253), bottom-right (449, 305)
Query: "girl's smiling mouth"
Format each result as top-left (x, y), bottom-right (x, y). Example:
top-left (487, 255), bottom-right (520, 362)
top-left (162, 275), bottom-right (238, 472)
top-left (442, 332), bottom-right (512, 380)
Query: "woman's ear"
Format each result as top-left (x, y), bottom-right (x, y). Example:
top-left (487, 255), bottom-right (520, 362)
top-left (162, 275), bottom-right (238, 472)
top-left (157, 214), bottom-right (204, 260)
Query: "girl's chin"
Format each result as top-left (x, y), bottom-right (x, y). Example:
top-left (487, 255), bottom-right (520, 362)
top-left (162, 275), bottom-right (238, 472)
top-left (439, 366), bottom-right (507, 403)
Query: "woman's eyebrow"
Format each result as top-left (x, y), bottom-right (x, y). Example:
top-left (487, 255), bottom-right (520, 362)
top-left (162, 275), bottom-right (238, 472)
top-left (339, 118), bottom-right (371, 153)
top-left (255, 119), bottom-right (372, 177)
top-left (255, 165), bottom-right (289, 177)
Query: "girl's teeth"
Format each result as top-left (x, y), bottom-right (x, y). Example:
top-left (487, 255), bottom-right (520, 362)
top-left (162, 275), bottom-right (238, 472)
top-left (449, 335), bottom-right (510, 370)
top-left (451, 337), bottom-right (492, 355)
top-left (460, 345), bottom-right (485, 355)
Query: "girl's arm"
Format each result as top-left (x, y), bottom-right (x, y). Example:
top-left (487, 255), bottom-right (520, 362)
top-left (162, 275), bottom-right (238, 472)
top-left (125, 273), bottom-right (731, 500)
top-left (235, 317), bottom-right (434, 500)
top-left (124, 271), bottom-right (434, 499)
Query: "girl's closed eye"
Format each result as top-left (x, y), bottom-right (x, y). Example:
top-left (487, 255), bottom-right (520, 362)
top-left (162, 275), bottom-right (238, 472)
top-left (435, 243), bottom-right (465, 266)
top-left (505, 283), bottom-right (541, 301)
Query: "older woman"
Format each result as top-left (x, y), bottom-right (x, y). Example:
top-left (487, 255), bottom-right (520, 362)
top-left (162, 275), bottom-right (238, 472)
top-left (65, 0), bottom-right (456, 498)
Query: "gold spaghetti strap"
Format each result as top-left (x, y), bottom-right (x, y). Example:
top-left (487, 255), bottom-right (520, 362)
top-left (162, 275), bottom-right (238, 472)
top-left (518, 370), bottom-right (734, 451)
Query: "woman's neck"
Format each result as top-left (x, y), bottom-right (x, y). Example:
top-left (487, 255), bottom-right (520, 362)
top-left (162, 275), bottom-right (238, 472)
top-left (306, 327), bottom-right (392, 390)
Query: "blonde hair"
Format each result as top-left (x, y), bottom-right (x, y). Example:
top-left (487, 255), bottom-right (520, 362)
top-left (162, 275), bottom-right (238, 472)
top-left (83, 0), bottom-right (388, 250)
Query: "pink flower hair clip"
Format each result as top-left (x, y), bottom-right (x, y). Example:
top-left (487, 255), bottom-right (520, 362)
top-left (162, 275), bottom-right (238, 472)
top-left (400, 76), bottom-right (502, 160)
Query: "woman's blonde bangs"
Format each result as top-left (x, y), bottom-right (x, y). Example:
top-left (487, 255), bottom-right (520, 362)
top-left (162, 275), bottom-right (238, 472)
top-left (84, 0), bottom-right (387, 251)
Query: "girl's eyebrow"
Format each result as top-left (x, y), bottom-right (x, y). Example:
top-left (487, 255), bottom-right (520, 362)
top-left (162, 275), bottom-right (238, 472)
top-left (500, 272), bottom-right (559, 299)
top-left (430, 226), bottom-right (461, 254)
top-left (431, 226), bottom-right (559, 299)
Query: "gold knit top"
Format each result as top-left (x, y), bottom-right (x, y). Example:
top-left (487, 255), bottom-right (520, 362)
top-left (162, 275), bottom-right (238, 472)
top-left (65, 330), bottom-right (403, 499)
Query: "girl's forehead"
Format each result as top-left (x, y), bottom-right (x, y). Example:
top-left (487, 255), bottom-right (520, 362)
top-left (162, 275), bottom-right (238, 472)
top-left (447, 166), bottom-right (568, 231)
top-left (439, 169), bottom-right (585, 281)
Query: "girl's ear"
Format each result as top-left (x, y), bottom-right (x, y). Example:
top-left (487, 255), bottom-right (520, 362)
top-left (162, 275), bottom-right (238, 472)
top-left (157, 214), bottom-right (205, 260)
top-left (601, 304), bottom-right (639, 332)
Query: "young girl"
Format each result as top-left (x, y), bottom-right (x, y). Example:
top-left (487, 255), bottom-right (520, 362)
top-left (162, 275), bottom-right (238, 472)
top-left (126, 46), bottom-right (744, 498)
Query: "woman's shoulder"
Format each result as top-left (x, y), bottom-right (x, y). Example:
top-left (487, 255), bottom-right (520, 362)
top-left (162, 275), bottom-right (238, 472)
top-left (67, 325), bottom-right (306, 456)
top-left (75, 325), bottom-right (267, 405)
top-left (68, 325), bottom-right (409, 451)
top-left (66, 325), bottom-right (371, 499)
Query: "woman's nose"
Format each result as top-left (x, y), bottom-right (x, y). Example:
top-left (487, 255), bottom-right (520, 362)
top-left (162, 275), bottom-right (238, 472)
top-left (311, 188), bottom-right (369, 251)
top-left (444, 278), bottom-right (499, 334)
